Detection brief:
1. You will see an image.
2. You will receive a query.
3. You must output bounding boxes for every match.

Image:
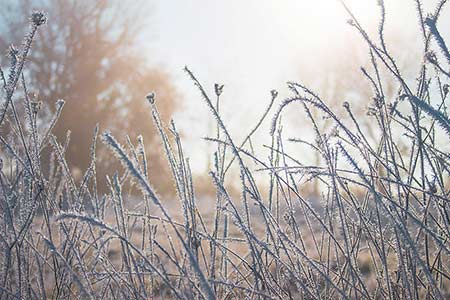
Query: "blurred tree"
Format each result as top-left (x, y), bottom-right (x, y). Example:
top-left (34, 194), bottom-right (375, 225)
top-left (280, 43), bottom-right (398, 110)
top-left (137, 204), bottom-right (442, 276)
top-left (0, 0), bottom-right (177, 195)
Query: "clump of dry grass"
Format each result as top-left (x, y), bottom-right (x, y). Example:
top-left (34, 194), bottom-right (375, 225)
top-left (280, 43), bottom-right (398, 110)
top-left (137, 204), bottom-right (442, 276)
top-left (0, 1), bottom-right (449, 299)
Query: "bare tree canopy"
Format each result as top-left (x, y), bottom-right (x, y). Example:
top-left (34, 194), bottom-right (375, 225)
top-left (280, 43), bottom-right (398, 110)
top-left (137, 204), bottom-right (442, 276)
top-left (0, 0), bottom-right (177, 194)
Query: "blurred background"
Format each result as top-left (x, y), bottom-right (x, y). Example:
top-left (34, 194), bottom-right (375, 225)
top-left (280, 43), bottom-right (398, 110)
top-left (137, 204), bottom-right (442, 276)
top-left (1, 0), bottom-right (449, 196)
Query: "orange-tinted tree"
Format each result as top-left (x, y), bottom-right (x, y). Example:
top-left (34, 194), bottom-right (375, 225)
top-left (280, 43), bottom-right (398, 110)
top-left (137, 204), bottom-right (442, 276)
top-left (0, 0), bottom-right (177, 195)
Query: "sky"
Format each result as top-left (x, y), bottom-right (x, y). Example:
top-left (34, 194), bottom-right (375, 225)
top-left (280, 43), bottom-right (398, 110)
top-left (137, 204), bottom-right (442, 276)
top-left (140, 0), bottom-right (450, 173)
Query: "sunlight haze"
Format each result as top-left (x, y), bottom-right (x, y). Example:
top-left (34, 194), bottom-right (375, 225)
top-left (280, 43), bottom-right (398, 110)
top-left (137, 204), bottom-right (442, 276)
top-left (142, 0), bottom-right (450, 173)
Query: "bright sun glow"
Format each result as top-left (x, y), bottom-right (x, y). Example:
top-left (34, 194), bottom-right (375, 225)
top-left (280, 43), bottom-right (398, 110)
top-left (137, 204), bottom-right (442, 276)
top-left (271, 0), bottom-right (379, 36)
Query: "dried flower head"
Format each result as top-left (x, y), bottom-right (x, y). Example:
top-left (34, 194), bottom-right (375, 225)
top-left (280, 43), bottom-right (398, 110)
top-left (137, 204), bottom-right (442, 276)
top-left (342, 101), bottom-right (350, 110)
top-left (271, 89), bottom-right (278, 99)
top-left (373, 96), bottom-right (384, 108)
top-left (31, 101), bottom-right (42, 114)
top-left (146, 92), bottom-right (156, 104)
top-left (31, 11), bottom-right (47, 27)
top-left (214, 83), bottom-right (224, 96)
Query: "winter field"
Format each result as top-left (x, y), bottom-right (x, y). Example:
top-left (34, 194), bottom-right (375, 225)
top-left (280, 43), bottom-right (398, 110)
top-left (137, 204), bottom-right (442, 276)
top-left (0, 1), bottom-right (449, 299)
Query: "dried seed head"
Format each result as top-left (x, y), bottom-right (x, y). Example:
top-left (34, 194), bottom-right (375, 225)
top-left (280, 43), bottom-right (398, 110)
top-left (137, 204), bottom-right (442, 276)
top-left (31, 101), bottom-right (42, 114)
top-left (31, 11), bottom-right (47, 27)
top-left (214, 83), bottom-right (224, 96)
top-left (146, 92), bottom-right (156, 104)
top-left (373, 96), bottom-right (384, 108)
top-left (343, 101), bottom-right (350, 110)
top-left (271, 89), bottom-right (278, 99)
